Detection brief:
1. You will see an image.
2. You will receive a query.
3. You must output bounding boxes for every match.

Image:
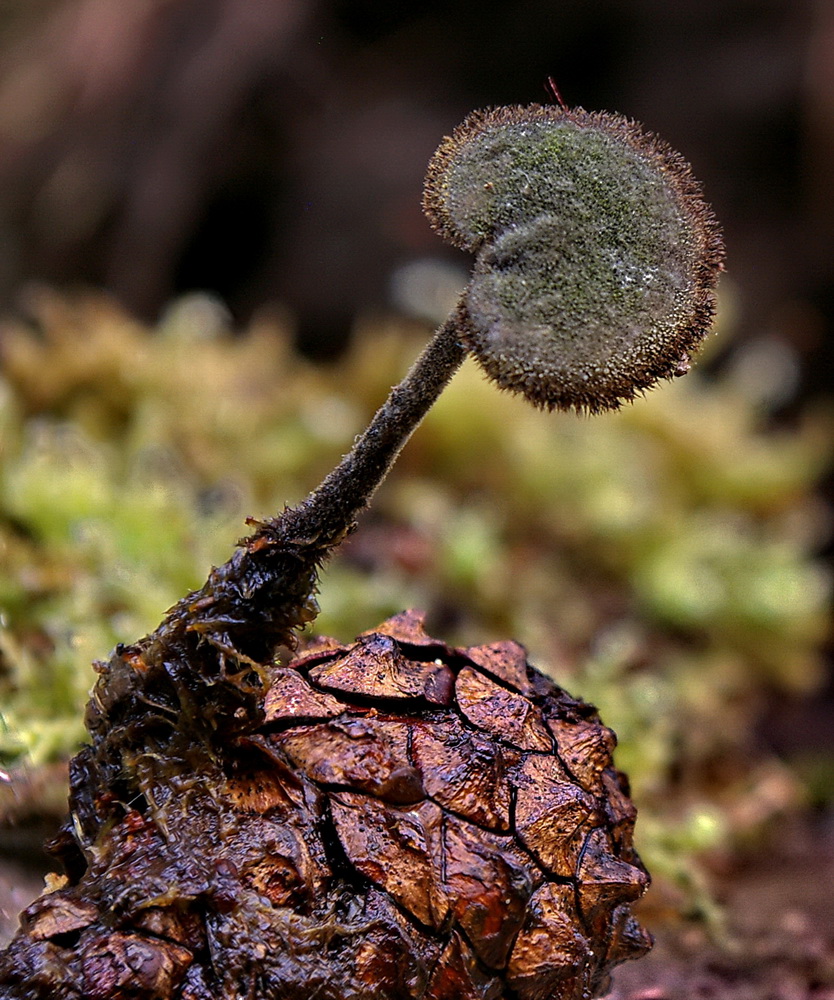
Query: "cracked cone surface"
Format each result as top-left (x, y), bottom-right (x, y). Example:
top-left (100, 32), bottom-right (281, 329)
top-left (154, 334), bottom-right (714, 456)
top-left (0, 611), bottom-right (650, 999)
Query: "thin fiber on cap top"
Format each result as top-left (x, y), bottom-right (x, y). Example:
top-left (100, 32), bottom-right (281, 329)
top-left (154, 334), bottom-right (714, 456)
top-left (423, 104), bottom-right (724, 412)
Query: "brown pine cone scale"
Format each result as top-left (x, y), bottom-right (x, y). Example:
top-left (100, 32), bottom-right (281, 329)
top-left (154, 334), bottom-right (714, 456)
top-left (0, 611), bottom-right (650, 999)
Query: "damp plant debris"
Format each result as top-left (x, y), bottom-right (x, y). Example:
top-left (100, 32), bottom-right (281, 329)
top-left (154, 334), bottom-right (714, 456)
top-left (0, 102), bottom-right (723, 998)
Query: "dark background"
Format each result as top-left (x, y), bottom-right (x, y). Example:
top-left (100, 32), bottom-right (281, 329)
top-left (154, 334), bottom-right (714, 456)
top-left (0, 0), bottom-right (831, 374)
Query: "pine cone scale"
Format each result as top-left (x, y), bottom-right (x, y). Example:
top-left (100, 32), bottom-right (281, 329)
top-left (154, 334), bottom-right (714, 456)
top-left (0, 614), bottom-right (650, 998)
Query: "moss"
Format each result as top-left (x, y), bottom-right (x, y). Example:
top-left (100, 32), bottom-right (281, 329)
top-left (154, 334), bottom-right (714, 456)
top-left (0, 290), bottom-right (830, 915)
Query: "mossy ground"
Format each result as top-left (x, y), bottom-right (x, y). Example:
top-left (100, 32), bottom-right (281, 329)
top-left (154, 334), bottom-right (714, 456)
top-left (0, 287), bottom-right (831, 919)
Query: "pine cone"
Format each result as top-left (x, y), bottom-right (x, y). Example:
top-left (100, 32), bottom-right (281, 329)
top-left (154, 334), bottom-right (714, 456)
top-left (0, 611), bottom-right (650, 999)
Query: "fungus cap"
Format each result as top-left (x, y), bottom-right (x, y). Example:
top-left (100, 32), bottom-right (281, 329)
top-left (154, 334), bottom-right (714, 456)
top-left (423, 104), bottom-right (724, 412)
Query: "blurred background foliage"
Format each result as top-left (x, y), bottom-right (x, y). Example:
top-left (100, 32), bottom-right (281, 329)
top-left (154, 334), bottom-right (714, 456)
top-left (0, 0), bottom-right (833, 929)
top-left (0, 287), bottom-right (831, 918)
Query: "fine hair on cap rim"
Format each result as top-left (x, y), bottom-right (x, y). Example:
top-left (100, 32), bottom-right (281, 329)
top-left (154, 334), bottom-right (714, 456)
top-left (423, 103), bottom-right (725, 413)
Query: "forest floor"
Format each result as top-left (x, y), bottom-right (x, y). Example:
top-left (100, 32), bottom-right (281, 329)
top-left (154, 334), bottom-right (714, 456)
top-left (610, 814), bottom-right (834, 1000)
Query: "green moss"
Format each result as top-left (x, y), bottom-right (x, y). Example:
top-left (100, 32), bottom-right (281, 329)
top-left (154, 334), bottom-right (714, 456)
top-left (0, 289), bottom-right (830, 916)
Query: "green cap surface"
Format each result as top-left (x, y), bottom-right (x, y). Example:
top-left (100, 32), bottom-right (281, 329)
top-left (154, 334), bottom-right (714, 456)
top-left (424, 105), bottom-right (724, 412)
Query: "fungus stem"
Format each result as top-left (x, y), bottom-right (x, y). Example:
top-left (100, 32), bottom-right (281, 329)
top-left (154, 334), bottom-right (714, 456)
top-left (282, 314), bottom-right (467, 544)
top-left (153, 315), bottom-right (467, 661)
